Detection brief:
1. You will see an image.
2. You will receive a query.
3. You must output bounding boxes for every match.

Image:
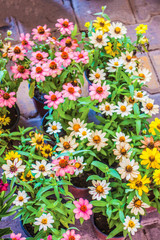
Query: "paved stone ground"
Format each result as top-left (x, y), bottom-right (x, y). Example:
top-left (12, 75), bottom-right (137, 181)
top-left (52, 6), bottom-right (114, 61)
top-left (1, 0), bottom-right (160, 239)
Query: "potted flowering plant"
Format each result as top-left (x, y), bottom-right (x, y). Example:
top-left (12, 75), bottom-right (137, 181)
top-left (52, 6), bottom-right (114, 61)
top-left (0, 33), bottom-right (20, 132)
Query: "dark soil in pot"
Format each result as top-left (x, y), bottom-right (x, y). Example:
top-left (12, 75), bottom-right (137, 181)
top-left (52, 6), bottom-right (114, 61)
top-left (34, 86), bottom-right (45, 103)
top-left (32, 86), bottom-right (48, 117)
top-left (71, 170), bottom-right (94, 188)
top-left (94, 213), bottom-right (123, 237)
top-left (3, 103), bottom-right (20, 131)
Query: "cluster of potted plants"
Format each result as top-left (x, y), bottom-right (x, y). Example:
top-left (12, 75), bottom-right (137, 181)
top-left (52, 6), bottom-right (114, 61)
top-left (0, 5), bottom-right (160, 240)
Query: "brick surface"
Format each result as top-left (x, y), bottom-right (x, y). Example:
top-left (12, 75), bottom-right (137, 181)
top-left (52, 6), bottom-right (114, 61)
top-left (127, 15), bottom-right (160, 51)
top-left (72, 0), bottom-right (136, 31)
top-left (130, 0), bottom-right (160, 23)
top-left (149, 50), bottom-right (160, 82)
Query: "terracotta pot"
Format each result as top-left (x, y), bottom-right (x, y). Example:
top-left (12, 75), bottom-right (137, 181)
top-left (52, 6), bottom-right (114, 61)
top-left (91, 215), bottom-right (124, 240)
top-left (146, 206), bottom-right (157, 213)
top-left (68, 185), bottom-right (91, 200)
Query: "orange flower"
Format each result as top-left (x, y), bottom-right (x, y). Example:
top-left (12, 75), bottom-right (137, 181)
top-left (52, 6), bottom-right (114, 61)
top-left (140, 136), bottom-right (160, 150)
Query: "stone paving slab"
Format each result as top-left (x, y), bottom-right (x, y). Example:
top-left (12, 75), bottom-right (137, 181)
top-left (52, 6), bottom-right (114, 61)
top-left (129, 0), bottom-right (160, 23)
top-left (0, 16), bottom-right (20, 41)
top-left (149, 50), bottom-right (160, 82)
top-left (72, 0), bottom-right (136, 31)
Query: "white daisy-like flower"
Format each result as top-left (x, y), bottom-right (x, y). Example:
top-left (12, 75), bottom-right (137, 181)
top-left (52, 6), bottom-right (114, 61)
top-left (89, 30), bottom-right (109, 48)
top-left (13, 190), bottom-right (30, 206)
top-left (106, 57), bottom-right (124, 73)
top-left (115, 101), bottom-right (133, 117)
top-left (67, 118), bottom-right (87, 137)
top-left (34, 213), bottom-right (54, 231)
top-left (88, 180), bottom-right (111, 200)
top-left (141, 97), bottom-right (159, 116)
top-left (46, 121), bottom-right (62, 135)
top-left (134, 90), bottom-right (148, 102)
top-left (127, 196), bottom-right (150, 215)
top-left (124, 61), bottom-right (137, 74)
top-left (32, 160), bottom-right (52, 178)
top-left (112, 132), bottom-right (132, 145)
top-left (113, 142), bottom-right (132, 161)
top-left (99, 102), bottom-right (116, 116)
top-left (56, 135), bottom-right (79, 152)
top-left (2, 158), bottom-right (25, 178)
top-left (134, 68), bottom-right (152, 84)
top-left (87, 130), bottom-right (108, 151)
top-left (89, 68), bottom-right (106, 83)
top-left (124, 95), bottom-right (137, 105)
top-left (74, 156), bottom-right (87, 176)
top-left (121, 51), bottom-right (134, 64)
top-left (117, 159), bottom-right (139, 181)
top-left (109, 22), bottom-right (127, 39)
top-left (123, 216), bottom-right (140, 235)
top-left (78, 128), bottom-right (92, 140)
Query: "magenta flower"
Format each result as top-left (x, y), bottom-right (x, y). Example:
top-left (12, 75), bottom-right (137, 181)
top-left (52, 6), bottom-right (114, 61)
top-left (43, 59), bottom-right (62, 78)
top-left (55, 50), bottom-right (73, 68)
top-left (55, 18), bottom-right (74, 35)
top-left (20, 33), bottom-right (34, 50)
top-left (31, 63), bottom-right (48, 82)
top-left (8, 45), bottom-right (26, 61)
top-left (89, 83), bottom-right (110, 102)
top-left (44, 91), bottom-right (64, 109)
top-left (11, 64), bottom-right (30, 80)
top-left (60, 37), bottom-right (78, 51)
top-left (10, 233), bottom-right (26, 240)
top-left (0, 179), bottom-right (9, 192)
top-left (52, 156), bottom-right (75, 177)
top-left (62, 83), bottom-right (81, 101)
top-left (73, 198), bottom-right (93, 220)
top-left (0, 91), bottom-right (16, 108)
top-left (73, 50), bottom-right (89, 64)
top-left (30, 51), bottom-right (49, 65)
top-left (32, 25), bottom-right (51, 41)
top-left (61, 230), bottom-right (81, 240)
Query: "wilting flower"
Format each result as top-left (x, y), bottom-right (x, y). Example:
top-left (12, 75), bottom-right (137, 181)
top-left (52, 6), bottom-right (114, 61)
top-left (123, 216), bottom-right (140, 235)
top-left (140, 136), bottom-right (160, 150)
top-left (73, 198), bottom-right (93, 220)
top-left (34, 213), bottom-right (54, 231)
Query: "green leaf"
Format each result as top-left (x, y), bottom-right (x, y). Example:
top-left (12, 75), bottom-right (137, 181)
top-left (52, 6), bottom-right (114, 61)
top-left (129, 85), bottom-right (134, 98)
top-left (107, 224), bottom-right (123, 239)
top-left (136, 119), bottom-right (141, 135)
top-left (0, 227), bottom-right (12, 238)
top-left (109, 169), bottom-right (121, 180)
top-left (119, 210), bottom-right (125, 222)
top-left (29, 81), bottom-right (35, 98)
top-left (91, 200), bottom-right (106, 207)
top-left (91, 161), bottom-right (108, 173)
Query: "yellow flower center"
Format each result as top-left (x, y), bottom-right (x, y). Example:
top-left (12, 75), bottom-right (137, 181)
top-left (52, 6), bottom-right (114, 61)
top-left (120, 148), bottom-right (126, 155)
top-left (115, 27), bottom-right (121, 34)
top-left (96, 185), bottom-right (104, 193)
top-left (52, 125), bottom-right (57, 130)
top-left (120, 106), bottom-right (126, 112)
top-left (59, 159), bottom-right (68, 168)
top-left (65, 39), bottom-right (72, 47)
top-left (119, 136), bottom-right (125, 142)
top-left (146, 103), bottom-right (153, 110)
top-left (38, 26), bottom-right (45, 34)
top-left (128, 220), bottom-right (135, 228)
top-left (125, 165), bottom-right (133, 172)
top-left (73, 124), bottom-right (80, 132)
top-left (49, 61), bottom-right (57, 70)
top-left (18, 196), bottom-right (24, 201)
top-left (149, 155), bottom-right (155, 162)
top-left (95, 73), bottom-right (100, 79)
top-left (39, 165), bottom-right (45, 172)
top-left (96, 35), bottom-right (103, 43)
top-left (105, 105), bottom-right (110, 111)
top-left (93, 135), bottom-right (101, 144)
top-left (63, 21), bottom-right (69, 27)
top-left (126, 56), bottom-right (132, 62)
top-left (129, 97), bottom-right (135, 103)
top-left (129, 66), bottom-right (133, 70)
top-left (139, 73), bottom-right (145, 80)
top-left (114, 62), bottom-right (119, 66)
top-left (137, 92), bottom-right (143, 98)
top-left (63, 142), bottom-right (70, 149)
top-left (134, 199), bottom-right (142, 208)
top-left (75, 162), bottom-right (81, 169)
top-left (61, 51), bottom-right (68, 59)
top-left (82, 131), bottom-right (87, 136)
top-left (41, 218), bottom-right (48, 224)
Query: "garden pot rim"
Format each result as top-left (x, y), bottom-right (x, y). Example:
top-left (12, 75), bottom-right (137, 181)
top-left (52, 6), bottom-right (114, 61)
top-left (84, 70), bottom-right (92, 86)
top-left (20, 218), bottom-right (33, 237)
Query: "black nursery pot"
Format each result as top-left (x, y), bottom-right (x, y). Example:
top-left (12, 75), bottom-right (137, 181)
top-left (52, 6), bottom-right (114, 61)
top-left (84, 69), bottom-right (92, 86)
top-left (20, 219), bottom-right (33, 237)
top-left (3, 103), bottom-right (20, 132)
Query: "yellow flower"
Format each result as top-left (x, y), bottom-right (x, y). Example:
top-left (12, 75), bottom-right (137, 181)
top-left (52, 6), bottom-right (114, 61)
top-left (20, 171), bottom-right (34, 182)
top-left (139, 36), bottom-right (149, 45)
top-left (127, 174), bottom-right (150, 196)
top-left (104, 42), bottom-right (121, 57)
top-left (41, 144), bottom-right (53, 158)
top-left (30, 133), bottom-right (44, 150)
top-left (0, 115), bottom-right (11, 126)
top-left (93, 17), bottom-right (111, 33)
top-left (135, 24), bottom-right (148, 34)
top-left (84, 22), bottom-right (90, 28)
top-left (153, 169), bottom-right (160, 185)
top-left (140, 148), bottom-right (160, 169)
top-left (149, 118), bottom-right (160, 135)
top-left (5, 151), bottom-right (22, 161)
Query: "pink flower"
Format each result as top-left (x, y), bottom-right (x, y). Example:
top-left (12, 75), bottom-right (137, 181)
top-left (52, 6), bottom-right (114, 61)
top-left (60, 37), bottom-right (78, 51)
top-left (30, 51), bottom-right (49, 65)
top-left (73, 50), bottom-right (89, 64)
top-left (89, 83), bottom-right (110, 102)
top-left (32, 25), bottom-right (51, 41)
top-left (62, 83), bottom-right (81, 101)
top-left (10, 233), bottom-right (26, 240)
top-left (61, 230), bottom-right (81, 240)
top-left (44, 91), bottom-right (64, 109)
top-left (11, 64), bottom-right (30, 80)
top-left (73, 198), bottom-right (93, 220)
top-left (8, 45), bottom-right (26, 61)
top-left (40, 235), bottom-right (52, 240)
top-left (55, 50), bottom-right (73, 68)
top-left (55, 18), bottom-right (74, 35)
top-left (0, 91), bottom-right (16, 108)
top-left (43, 59), bottom-right (62, 77)
top-left (0, 179), bottom-right (9, 192)
top-left (52, 156), bottom-right (75, 177)
top-left (20, 33), bottom-right (34, 50)
top-left (46, 37), bottom-right (59, 47)
top-left (31, 63), bottom-right (48, 82)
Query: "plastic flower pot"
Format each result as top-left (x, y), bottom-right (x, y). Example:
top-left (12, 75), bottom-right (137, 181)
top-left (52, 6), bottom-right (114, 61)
top-left (3, 103), bottom-right (20, 132)
top-left (20, 219), bottom-right (33, 237)
top-left (91, 214), bottom-right (124, 240)
top-left (84, 70), bottom-right (92, 86)
top-left (146, 206), bottom-right (157, 213)
top-left (68, 184), bottom-right (91, 200)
